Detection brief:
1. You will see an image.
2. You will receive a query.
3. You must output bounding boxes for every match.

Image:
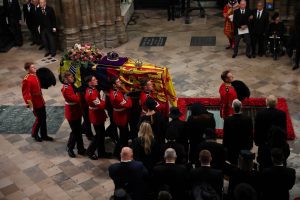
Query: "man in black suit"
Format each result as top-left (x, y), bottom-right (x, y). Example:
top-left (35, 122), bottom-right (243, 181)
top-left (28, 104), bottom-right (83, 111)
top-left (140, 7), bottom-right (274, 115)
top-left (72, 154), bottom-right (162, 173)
top-left (190, 150), bottom-right (223, 198)
top-left (108, 147), bottom-right (149, 200)
top-left (3, 0), bottom-right (23, 46)
top-left (223, 99), bottom-right (253, 165)
top-left (152, 148), bottom-right (189, 200)
top-left (261, 148), bottom-right (295, 200)
top-left (232, 0), bottom-right (252, 58)
top-left (251, 1), bottom-right (269, 58)
top-left (197, 128), bottom-right (226, 170)
top-left (23, 0), bottom-right (36, 45)
top-left (254, 95), bottom-right (287, 149)
top-left (37, 0), bottom-right (56, 57)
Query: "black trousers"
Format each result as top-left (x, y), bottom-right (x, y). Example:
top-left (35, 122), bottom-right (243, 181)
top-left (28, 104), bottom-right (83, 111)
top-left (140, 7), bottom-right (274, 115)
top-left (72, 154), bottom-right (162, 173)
top-left (87, 123), bottom-right (106, 156)
top-left (81, 106), bottom-right (94, 138)
top-left (67, 119), bottom-right (85, 151)
top-left (41, 29), bottom-right (56, 55)
top-left (234, 33), bottom-right (251, 56)
top-left (295, 48), bottom-right (300, 67)
top-left (28, 25), bottom-right (41, 45)
top-left (168, 5), bottom-right (175, 20)
top-left (32, 106), bottom-right (47, 138)
top-left (252, 33), bottom-right (265, 56)
top-left (8, 18), bottom-right (22, 46)
top-left (114, 125), bottom-right (130, 156)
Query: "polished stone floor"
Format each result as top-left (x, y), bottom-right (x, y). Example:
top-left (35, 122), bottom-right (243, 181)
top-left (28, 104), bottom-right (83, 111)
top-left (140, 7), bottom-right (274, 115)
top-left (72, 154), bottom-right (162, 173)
top-left (0, 9), bottom-right (299, 200)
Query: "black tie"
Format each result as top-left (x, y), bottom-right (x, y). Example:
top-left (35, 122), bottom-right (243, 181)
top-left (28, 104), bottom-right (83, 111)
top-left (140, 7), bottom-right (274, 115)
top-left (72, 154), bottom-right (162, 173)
top-left (42, 7), bottom-right (46, 15)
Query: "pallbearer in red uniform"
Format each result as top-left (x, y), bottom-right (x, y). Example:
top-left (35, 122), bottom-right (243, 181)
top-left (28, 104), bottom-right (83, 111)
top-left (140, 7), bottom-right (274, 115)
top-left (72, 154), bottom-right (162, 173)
top-left (139, 78), bottom-right (169, 118)
top-left (109, 77), bottom-right (132, 155)
top-left (22, 62), bottom-right (53, 142)
top-left (61, 71), bottom-right (85, 158)
top-left (85, 75), bottom-right (111, 160)
top-left (219, 70), bottom-right (237, 119)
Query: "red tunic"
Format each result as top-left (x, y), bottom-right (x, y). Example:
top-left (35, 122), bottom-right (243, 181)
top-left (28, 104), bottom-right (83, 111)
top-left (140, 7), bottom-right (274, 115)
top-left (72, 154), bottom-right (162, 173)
top-left (219, 83), bottom-right (237, 119)
top-left (223, 5), bottom-right (235, 40)
top-left (85, 87), bottom-right (107, 125)
top-left (61, 84), bottom-right (82, 121)
top-left (109, 89), bottom-right (132, 126)
top-left (22, 73), bottom-right (45, 109)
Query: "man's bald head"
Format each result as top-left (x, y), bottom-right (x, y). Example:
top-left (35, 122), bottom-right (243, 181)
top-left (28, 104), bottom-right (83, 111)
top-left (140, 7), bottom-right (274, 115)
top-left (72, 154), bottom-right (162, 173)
top-left (120, 147), bottom-right (133, 161)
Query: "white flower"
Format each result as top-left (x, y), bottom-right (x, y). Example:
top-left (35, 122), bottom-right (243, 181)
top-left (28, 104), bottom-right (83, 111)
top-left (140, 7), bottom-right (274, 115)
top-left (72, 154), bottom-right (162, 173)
top-left (74, 43), bottom-right (82, 50)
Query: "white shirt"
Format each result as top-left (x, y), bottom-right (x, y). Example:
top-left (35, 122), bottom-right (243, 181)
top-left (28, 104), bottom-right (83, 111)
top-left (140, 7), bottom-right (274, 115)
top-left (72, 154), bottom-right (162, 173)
top-left (257, 10), bottom-right (263, 19)
top-left (241, 9), bottom-right (245, 14)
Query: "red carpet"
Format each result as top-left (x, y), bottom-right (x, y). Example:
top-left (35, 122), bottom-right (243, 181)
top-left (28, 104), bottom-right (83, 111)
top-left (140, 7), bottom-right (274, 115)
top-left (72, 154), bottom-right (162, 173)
top-left (177, 98), bottom-right (295, 140)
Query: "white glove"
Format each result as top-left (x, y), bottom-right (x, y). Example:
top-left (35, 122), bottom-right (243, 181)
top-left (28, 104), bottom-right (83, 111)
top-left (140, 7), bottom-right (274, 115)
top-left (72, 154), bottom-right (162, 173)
top-left (99, 90), bottom-right (106, 100)
top-left (38, 26), bottom-right (40, 33)
top-left (52, 28), bottom-right (56, 32)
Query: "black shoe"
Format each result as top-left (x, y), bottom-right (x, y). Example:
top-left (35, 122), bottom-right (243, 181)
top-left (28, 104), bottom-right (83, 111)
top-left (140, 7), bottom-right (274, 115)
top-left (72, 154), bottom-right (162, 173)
top-left (258, 53), bottom-right (263, 57)
top-left (247, 54), bottom-right (252, 59)
top-left (293, 66), bottom-right (299, 70)
top-left (41, 136), bottom-right (53, 141)
top-left (232, 54), bottom-right (237, 58)
top-left (225, 45), bottom-right (231, 49)
top-left (98, 152), bottom-right (112, 159)
top-left (51, 53), bottom-right (56, 57)
top-left (78, 149), bottom-right (86, 155)
top-left (67, 148), bottom-right (76, 158)
top-left (34, 135), bottom-right (42, 142)
top-left (30, 42), bottom-right (35, 46)
top-left (88, 154), bottom-right (98, 160)
top-left (252, 54), bottom-right (256, 58)
top-left (39, 46), bottom-right (44, 50)
top-left (44, 52), bottom-right (50, 57)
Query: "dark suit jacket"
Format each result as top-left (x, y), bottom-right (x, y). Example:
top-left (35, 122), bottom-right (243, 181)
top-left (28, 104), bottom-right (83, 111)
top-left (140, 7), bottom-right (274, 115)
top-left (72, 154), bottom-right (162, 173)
top-left (251, 9), bottom-right (269, 35)
top-left (152, 163), bottom-right (189, 200)
top-left (268, 22), bottom-right (285, 38)
top-left (197, 141), bottom-right (226, 170)
top-left (190, 166), bottom-right (223, 197)
top-left (3, 0), bottom-right (21, 21)
top-left (254, 108), bottom-right (287, 147)
top-left (109, 160), bottom-right (149, 200)
top-left (23, 3), bottom-right (35, 28)
top-left (223, 113), bottom-right (253, 151)
top-left (36, 5), bottom-right (56, 31)
top-left (261, 166), bottom-right (295, 200)
top-left (233, 8), bottom-right (252, 35)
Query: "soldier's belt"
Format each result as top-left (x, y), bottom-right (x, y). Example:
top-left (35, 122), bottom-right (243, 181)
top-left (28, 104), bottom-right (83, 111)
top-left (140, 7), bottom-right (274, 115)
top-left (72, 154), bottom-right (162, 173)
top-left (65, 102), bottom-right (77, 106)
top-left (113, 108), bottom-right (125, 112)
top-left (89, 106), bottom-right (99, 110)
top-left (32, 92), bottom-right (42, 96)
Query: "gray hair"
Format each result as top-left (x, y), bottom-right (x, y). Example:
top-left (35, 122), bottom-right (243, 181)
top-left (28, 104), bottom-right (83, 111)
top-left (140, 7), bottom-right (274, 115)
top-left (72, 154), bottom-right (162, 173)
top-left (266, 95), bottom-right (277, 108)
top-left (164, 148), bottom-right (177, 159)
top-left (232, 99), bottom-right (242, 113)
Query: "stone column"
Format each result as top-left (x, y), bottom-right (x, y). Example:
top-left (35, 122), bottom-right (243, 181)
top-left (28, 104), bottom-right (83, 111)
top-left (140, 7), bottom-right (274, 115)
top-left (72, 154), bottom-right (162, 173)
top-left (79, 0), bottom-right (93, 44)
top-left (74, 0), bottom-right (82, 30)
top-left (94, 0), bottom-right (105, 48)
top-left (115, 0), bottom-right (128, 44)
top-left (61, 0), bottom-right (81, 49)
top-left (104, 0), bottom-right (118, 48)
top-left (88, 0), bottom-right (102, 48)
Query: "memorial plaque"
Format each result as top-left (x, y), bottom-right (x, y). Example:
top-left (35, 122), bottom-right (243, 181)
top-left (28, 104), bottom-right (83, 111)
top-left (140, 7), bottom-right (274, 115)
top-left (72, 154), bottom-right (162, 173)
top-left (190, 36), bottom-right (216, 46)
top-left (140, 37), bottom-right (167, 47)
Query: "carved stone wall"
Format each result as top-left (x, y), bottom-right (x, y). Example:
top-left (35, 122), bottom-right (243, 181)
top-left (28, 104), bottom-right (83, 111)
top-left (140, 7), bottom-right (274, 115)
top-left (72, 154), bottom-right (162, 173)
top-left (47, 0), bottom-right (127, 50)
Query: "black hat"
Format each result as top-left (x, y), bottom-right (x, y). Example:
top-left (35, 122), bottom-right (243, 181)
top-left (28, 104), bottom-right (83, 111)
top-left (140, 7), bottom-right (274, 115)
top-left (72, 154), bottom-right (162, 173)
top-left (190, 103), bottom-right (207, 116)
top-left (145, 97), bottom-right (158, 110)
top-left (239, 150), bottom-right (255, 160)
top-left (169, 107), bottom-right (182, 119)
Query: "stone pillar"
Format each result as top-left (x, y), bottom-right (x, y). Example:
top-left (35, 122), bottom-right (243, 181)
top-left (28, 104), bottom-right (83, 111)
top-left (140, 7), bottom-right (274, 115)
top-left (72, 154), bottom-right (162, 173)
top-left (74, 0), bottom-right (82, 30)
top-left (61, 0), bottom-right (81, 49)
top-left (79, 0), bottom-right (93, 44)
top-left (104, 0), bottom-right (118, 48)
top-left (94, 0), bottom-right (105, 48)
top-left (115, 0), bottom-right (128, 44)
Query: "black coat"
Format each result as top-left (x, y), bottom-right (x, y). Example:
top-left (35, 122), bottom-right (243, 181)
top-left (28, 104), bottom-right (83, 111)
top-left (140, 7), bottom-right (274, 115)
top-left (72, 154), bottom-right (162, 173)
top-left (223, 113), bottom-right (253, 151)
top-left (261, 166), bottom-right (295, 200)
top-left (108, 160), bottom-right (149, 200)
top-left (36, 5), bottom-right (56, 31)
top-left (3, 0), bottom-right (21, 21)
top-left (268, 22), bottom-right (285, 38)
top-left (190, 166), bottom-right (223, 197)
top-left (251, 9), bottom-right (269, 35)
top-left (168, 118), bottom-right (187, 146)
top-left (131, 137), bottom-right (162, 171)
top-left (254, 108), bottom-right (287, 147)
top-left (233, 8), bottom-right (252, 35)
top-left (152, 163), bottom-right (189, 200)
top-left (197, 141), bottom-right (226, 170)
top-left (23, 3), bottom-right (35, 28)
